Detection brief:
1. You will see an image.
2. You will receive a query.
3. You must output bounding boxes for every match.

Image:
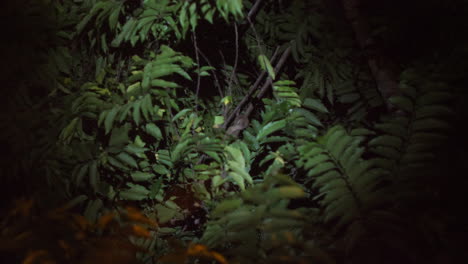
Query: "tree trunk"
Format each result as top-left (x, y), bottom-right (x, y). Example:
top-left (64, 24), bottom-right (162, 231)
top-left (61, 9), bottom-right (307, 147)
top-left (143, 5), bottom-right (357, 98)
top-left (342, 0), bottom-right (400, 111)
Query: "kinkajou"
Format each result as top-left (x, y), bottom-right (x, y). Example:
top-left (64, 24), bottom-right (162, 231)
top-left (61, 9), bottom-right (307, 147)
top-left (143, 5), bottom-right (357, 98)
top-left (225, 115), bottom-right (249, 138)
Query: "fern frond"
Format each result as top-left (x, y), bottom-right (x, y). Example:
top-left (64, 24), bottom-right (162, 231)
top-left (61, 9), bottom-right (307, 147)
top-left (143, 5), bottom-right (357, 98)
top-left (225, 143), bottom-right (253, 190)
top-left (297, 126), bottom-right (382, 230)
top-left (369, 80), bottom-right (453, 177)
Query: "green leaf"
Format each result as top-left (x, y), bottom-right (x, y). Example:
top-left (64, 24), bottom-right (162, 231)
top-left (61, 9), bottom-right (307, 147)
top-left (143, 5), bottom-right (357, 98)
top-left (262, 219), bottom-right (303, 231)
top-left (415, 105), bottom-right (454, 119)
top-left (141, 94), bottom-right (153, 121)
top-left (205, 8), bottom-right (215, 23)
top-left (120, 183), bottom-right (149, 200)
top-left (295, 108), bottom-right (322, 126)
top-left (179, 2), bottom-right (189, 36)
top-left (227, 0), bottom-right (243, 17)
top-left (228, 161), bottom-right (252, 184)
top-left (257, 120), bottom-right (286, 141)
top-left (272, 186), bottom-right (306, 199)
top-left (307, 162), bottom-right (335, 177)
top-left (303, 98), bottom-right (329, 113)
top-left (172, 108), bottom-right (192, 122)
top-left (131, 171), bottom-right (155, 182)
top-left (304, 154), bottom-right (329, 170)
top-left (171, 138), bottom-right (192, 162)
top-left (107, 156), bottom-right (128, 170)
top-left (75, 164), bottom-right (89, 186)
top-left (274, 80), bottom-right (296, 86)
top-left (153, 164), bottom-right (170, 175)
top-left (108, 4), bottom-right (122, 30)
top-left (369, 135), bottom-right (403, 148)
top-left (258, 54), bottom-right (275, 79)
top-left (124, 144), bottom-right (147, 155)
top-left (225, 146), bottom-right (245, 165)
top-left (149, 178), bottom-right (163, 199)
top-left (89, 160), bottom-right (99, 192)
top-left (418, 92), bottom-right (452, 105)
top-left (370, 146), bottom-right (401, 160)
top-left (109, 124), bottom-right (130, 146)
top-left (212, 199), bottom-right (243, 217)
top-left (116, 152), bottom-right (138, 168)
top-left (229, 172), bottom-right (245, 190)
top-left (350, 128), bottom-right (375, 136)
top-left (132, 100), bottom-right (142, 125)
top-left (119, 104), bottom-right (133, 122)
top-left (389, 96), bottom-right (413, 112)
top-left (145, 123), bottom-right (163, 139)
top-left (154, 204), bottom-right (180, 223)
top-left (151, 79), bottom-right (180, 88)
top-left (64, 195), bottom-right (88, 210)
top-left (214, 116), bottom-right (224, 126)
top-left (111, 18), bottom-right (137, 47)
top-left (205, 151), bottom-right (222, 163)
top-left (142, 63), bottom-right (153, 90)
top-left (104, 107), bottom-right (119, 134)
top-left (189, 2), bottom-right (198, 30)
top-left (84, 199), bottom-right (103, 223)
top-left (413, 118), bottom-right (450, 131)
top-left (339, 93), bottom-right (360, 103)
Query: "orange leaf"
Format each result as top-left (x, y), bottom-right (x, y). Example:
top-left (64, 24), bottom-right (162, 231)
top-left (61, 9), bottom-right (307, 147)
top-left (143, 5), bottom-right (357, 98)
top-left (12, 198), bottom-right (34, 217)
top-left (132, 225), bottom-right (151, 238)
top-left (23, 250), bottom-right (48, 264)
top-left (125, 207), bottom-right (158, 227)
top-left (97, 212), bottom-right (115, 229)
top-left (187, 244), bottom-right (208, 255)
top-left (72, 214), bottom-right (90, 231)
top-left (186, 244), bottom-right (228, 264)
top-left (75, 231), bottom-right (87, 240)
top-left (210, 251), bottom-right (228, 264)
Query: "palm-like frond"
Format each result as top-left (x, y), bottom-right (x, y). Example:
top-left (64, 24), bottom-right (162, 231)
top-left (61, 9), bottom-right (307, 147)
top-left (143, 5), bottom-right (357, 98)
top-left (297, 126), bottom-right (383, 230)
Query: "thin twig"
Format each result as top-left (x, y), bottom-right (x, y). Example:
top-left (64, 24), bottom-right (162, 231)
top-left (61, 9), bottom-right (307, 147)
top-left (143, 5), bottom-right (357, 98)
top-left (239, 0), bottom-right (264, 37)
top-left (192, 30), bottom-right (201, 105)
top-left (248, 16), bottom-right (264, 57)
top-left (220, 12), bottom-right (270, 130)
top-left (226, 23), bottom-right (240, 101)
top-left (244, 46), bottom-right (292, 117)
top-left (247, 0), bottom-right (264, 19)
top-left (222, 46), bottom-right (280, 129)
top-left (197, 48), bottom-right (223, 98)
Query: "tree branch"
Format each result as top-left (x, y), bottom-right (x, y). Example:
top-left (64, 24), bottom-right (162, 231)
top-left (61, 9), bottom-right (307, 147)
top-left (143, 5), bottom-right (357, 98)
top-left (192, 30), bottom-right (201, 106)
top-left (225, 45), bottom-right (292, 137)
top-left (222, 46), bottom-right (280, 129)
top-left (239, 0), bottom-right (264, 37)
top-left (342, 0), bottom-right (400, 111)
top-left (244, 45), bottom-right (292, 117)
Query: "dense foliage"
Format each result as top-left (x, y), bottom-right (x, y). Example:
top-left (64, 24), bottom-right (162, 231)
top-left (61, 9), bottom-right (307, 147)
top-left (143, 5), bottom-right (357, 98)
top-left (1, 0), bottom-right (468, 263)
